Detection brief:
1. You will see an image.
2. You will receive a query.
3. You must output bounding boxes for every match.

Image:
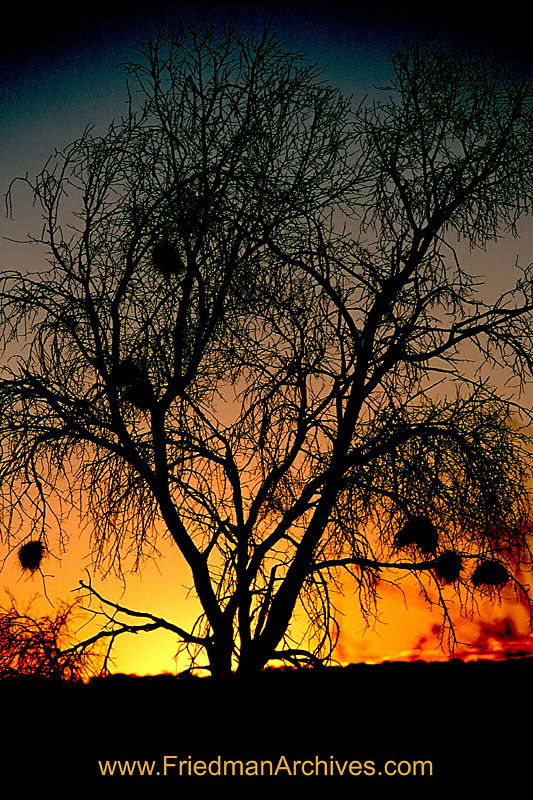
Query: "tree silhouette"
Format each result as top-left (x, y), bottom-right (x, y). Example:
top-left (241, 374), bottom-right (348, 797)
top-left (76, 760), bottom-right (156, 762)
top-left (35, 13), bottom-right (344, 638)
top-left (0, 595), bottom-right (104, 681)
top-left (2, 21), bottom-right (533, 677)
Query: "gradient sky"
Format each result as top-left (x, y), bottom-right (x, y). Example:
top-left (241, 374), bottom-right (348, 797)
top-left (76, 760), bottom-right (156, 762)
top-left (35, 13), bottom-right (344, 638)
top-left (1, 1), bottom-right (533, 675)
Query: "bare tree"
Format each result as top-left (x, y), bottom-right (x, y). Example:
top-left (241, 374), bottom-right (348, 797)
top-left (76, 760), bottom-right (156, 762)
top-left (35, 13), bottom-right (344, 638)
top-left (2, 22), bottom-right (533, 677)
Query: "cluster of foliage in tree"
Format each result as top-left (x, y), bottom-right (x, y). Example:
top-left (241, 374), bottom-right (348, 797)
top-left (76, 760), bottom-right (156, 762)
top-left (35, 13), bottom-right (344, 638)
top-left (0, 596), bottom-right (103, 681)
top-left (1, 20), bottom-right (533, 676)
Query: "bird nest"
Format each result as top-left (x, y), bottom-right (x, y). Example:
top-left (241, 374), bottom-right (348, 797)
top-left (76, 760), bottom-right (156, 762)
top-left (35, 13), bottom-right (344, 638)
top-left (471, 559), bottom-right (509, 588)
top-left (111, 358), bottom-right (148, 386)
top-left (121, 379), bottom-right (154, 410)
top-left (434, 550), bottom-right (463, 584)
top-left (394, 515), bottom-right (439, 554)
top-left (151, 241), bottom-right (184, 277)
top-left (18, 541), bottom-right (45, 572)
top-left (112, 359), bottom-right (154, 410)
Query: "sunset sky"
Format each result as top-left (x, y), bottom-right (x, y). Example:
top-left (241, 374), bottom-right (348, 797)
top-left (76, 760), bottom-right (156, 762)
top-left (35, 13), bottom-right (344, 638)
top-left (1, 1), bottom-right (533, 677)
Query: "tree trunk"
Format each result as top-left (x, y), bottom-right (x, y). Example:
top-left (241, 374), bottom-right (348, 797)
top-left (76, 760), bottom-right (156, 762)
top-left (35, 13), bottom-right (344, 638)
top-left (235, 644), bottom-right (267, 679)
top-left (208, 624), bottom-right (234, 679)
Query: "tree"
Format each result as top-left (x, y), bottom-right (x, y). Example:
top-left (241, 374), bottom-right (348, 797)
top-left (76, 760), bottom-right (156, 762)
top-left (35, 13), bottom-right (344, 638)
top-left (2, 21), bottom-right (533, 678)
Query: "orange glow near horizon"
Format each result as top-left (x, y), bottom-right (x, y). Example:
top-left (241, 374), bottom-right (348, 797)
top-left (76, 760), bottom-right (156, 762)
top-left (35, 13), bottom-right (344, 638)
top-left (0, 527), bottom-right (203, 677)
top-left (3, 528), bottom-right (532, 677)
top-left (335, 572), bottom-right (533, 667)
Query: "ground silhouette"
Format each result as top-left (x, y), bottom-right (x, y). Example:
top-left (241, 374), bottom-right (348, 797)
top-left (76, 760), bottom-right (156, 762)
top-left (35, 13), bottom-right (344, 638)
top-left (2, 657), bottom-right (529, 792)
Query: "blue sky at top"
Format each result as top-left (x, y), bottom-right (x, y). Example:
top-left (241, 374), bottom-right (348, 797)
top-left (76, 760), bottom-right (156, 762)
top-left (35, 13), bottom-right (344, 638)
top-left (1, 1), bottom-right (531, 268)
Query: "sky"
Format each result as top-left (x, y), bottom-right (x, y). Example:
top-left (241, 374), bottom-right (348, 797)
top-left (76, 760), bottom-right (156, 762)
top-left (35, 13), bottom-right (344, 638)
top-left (1, 1), bottom-right (533, 676)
